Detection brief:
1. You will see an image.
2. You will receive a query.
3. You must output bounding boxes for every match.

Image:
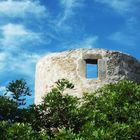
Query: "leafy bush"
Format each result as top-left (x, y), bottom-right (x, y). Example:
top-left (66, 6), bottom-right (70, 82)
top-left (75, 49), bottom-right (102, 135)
top-left (28, 79), bottom-right (83, 135)
top-left (0, 121), bottom-right (49, 140)
top-left (79, 80), bottom-right (140, 139)
top-left (0, 79), bottom-right (140, 139)
top-left (0, 96), bottom-right (17, 122)
top-left (53, 129), bottom-right (82, 140)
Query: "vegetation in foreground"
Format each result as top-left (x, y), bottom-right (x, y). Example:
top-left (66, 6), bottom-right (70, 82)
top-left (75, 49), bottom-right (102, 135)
top-left (0, 79), bottom-right (140, 140)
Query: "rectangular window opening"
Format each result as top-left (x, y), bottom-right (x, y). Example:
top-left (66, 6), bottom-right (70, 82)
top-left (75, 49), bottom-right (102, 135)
top-left (85, 59), bottom-right (98, 79)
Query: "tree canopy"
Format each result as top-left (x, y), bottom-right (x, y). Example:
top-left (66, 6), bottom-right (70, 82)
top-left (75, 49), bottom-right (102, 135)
top-left (0, 79), bottom-right (140, 139)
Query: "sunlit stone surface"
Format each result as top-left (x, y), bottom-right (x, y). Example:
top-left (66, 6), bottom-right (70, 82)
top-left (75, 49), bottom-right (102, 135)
top-left (35, 49), bottom-right (140, 104)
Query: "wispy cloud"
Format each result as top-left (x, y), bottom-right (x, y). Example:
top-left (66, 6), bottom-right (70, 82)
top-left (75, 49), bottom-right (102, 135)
top-left (0, 22), bottom-right (44, 79)
top-left (78, 36), bottom-right (98, 48)
top-left (62, 36), bottom-right (98, 49)
top-left (0, 51), bottom-right (41, 97)
top-left (0, 52), bottom-right (7, 61)
top-left (108, 16), bottom-right (140, 47)
top-left (0, 51), bottom-right (41, 77)
top-left (0, 86), bottom-right (6, 95)
top-left (95, 0), bottom-right (140, 49)
top-left (0, 1), bottom-right (49, 85)
top-left (0, 0), bottom-right (47, 19)
top-left (0, 52), bottom-right (6, 72)
top-left (0, 0), bottom-right (48, 52)
top-left (95, 0), bottom-right (139, 14)
top-left (0, 23), bottom-right (42, 51)
top-left (109, 31), bottom-right (136, 46)
top-left (57, 0), bottom-right (83, 26)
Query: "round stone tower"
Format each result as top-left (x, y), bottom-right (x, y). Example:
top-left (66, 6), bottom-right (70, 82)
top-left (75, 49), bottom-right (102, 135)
top-left (35, 49), bottom-right (140, 104)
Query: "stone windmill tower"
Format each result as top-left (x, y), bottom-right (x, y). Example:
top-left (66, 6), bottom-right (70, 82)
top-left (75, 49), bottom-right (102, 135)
top-left (35, 49), bottom-right (140, 104)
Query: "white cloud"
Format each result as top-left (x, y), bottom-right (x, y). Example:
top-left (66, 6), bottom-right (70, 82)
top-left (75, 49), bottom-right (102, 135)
top-left (63, 36), bottom-right (98, 49)
top-left (0, 23), bottom-right (42, 50)
top-left (0, 52), bottom-right (7, 70)
top-left (0, 86), bottom-right (6, 95)
top-left (79, 36), bottom-right (98, 48)
top-left (60, 0), bottom-right (80, 17)
top-left (58, 0), bottom-right (83, 26)
top-left (0, 52), bottom-right (7, 61)
top-left (95, 0), bottom-right (138, 14)
top-left (0, 51), bottom-right (42, 77)
top-left (109, 31), bottom-right (136, 46)
top-left (0, 0), bottom-right (47, 18)
top-left (0, 22), bottom-right (47, 80)
top-left (10, 53), bottom-right (41, 77)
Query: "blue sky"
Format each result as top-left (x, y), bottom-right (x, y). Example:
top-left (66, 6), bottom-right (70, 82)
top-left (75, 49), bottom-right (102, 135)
top-left (0, 0), bottom-right (140, 105)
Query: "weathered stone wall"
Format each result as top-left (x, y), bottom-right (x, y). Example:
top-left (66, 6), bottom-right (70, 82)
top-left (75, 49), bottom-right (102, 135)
top-left (35, 49), bottom-right (140, 104)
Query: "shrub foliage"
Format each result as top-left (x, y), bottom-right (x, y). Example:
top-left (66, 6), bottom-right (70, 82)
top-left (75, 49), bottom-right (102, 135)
top-left (0, 79), bottom-right (140, 139)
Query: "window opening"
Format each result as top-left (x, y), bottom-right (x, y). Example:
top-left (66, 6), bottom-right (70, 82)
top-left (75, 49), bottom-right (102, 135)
top-left (85, 59), bottom-right (98, 78)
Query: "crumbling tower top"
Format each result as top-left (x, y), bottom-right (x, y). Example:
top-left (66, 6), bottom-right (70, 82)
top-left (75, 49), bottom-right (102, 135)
top-left (35, 49), bottom-right (140, 104)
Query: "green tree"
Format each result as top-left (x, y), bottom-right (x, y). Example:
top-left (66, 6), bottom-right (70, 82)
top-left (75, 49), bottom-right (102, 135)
top-left (79, 80), bottom-right (140, 139)
top-left (1, 79), bottom-right (140, 139)
top-left (0, 121), bottom-right (49, 140)
top-left (0, 96), bottom-right (17, 122)
top-left (28, 79), bottom-right (83, 136)
top-left (5, 79), bottom-right (31, 107)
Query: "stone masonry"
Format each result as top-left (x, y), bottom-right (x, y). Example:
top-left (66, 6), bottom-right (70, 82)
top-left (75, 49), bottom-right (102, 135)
top-left (35, 49), bottom-right (140, 104)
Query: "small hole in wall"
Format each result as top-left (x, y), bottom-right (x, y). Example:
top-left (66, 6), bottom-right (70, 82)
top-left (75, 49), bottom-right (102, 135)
top-left (85, 59), bottom-right (98, 78)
